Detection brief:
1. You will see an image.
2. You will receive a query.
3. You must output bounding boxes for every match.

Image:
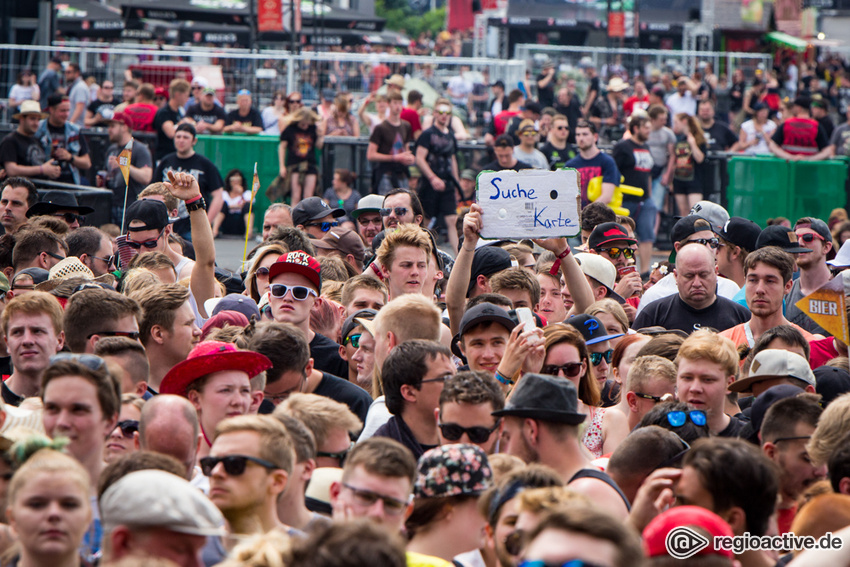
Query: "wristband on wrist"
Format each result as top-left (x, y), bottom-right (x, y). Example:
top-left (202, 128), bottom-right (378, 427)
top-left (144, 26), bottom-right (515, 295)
top-left (494, 370), bottom-right (514, 385)
top-left (370, 262), bottom-right (384, 281)
top-left (186, 196), bottom-right (206, 212)
top-left (185, 195), bottom-right (202, 205)
top-left (549, 247), bottom-right (572, 276)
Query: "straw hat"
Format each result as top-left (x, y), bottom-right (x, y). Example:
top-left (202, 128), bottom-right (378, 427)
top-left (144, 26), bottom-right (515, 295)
top-left (13, 100), bottom-right (47, 120)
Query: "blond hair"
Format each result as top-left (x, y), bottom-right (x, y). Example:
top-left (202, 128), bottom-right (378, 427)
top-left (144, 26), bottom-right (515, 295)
top-left (276, 393), bottom-right (362, 446)
top-left (585, 299), bottom-right (629, 335)
top-left (121, 268), bottom-right (161, 296)
top-left (626, 354), bottom-right (677, 392)
top-left (375, 224), bottom-right (431, 271)
top-left (215, 415), bottom-right (295, 475)
top-left (372, 293), bottom-right (442, 345)
top-left (490, 267), bottom-right (541, 306)
top-left (808, 393), bottom-right (850, 466)
top-left (517, 487), bottom-right (591, 515)
top-left (9, 448), bottom-right (91, 508)
top-left (675, 329), bottom-right (738, 379)
top-left (138, 183), bottom-right (179, 213)
top-left (2, 291), bottom-right (63, 336)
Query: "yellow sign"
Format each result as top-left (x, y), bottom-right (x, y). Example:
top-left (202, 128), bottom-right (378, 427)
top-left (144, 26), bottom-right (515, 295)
top-left (796, 277), bottom-right (849, 344)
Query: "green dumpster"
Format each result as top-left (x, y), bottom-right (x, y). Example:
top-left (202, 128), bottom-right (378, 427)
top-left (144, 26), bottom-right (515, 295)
top-left (726, 156), bottom-right (848, 226)
top-left (195, 134), bottom-right (281, 234)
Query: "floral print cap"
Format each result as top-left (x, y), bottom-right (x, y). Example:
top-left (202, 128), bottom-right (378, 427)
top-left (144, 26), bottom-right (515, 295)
top-left (414, 443), bottom-right (493, 499)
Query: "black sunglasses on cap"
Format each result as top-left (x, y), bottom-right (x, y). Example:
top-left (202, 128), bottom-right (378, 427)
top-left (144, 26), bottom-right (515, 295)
top-left (200, 454), bottom-right (278, 476)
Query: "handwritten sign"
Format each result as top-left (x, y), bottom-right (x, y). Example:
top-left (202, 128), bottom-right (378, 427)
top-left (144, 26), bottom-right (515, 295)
top-left (476, 169), bottom-right (581, 240)
top-left (796, 276), bottom-right (848, 344)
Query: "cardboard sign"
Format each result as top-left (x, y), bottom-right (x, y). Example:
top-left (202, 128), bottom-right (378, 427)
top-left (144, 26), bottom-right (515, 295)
top-left (795, 276), bottom-right (849, 344)
top-left (475, 169), bottom-right (581, 240)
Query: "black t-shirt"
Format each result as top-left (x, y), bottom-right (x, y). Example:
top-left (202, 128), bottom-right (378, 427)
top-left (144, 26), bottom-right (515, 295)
top-left (703, 121), bottom-right (739, 152)
top-left (555, 97), bottom-right (583, 144)
top-left (153, 152), bottom-right (224, 204)
top-left (481, 159), bottom-right (533, 172)
top-left (309, 332), bottom-right (349, 380)
top-left (313, 372), bottom-right (372, 424)
top-left (730, 81), bottom-right (746, 112)
top-left (225, 107), bottom-right (263, 128)
top-left (612, 138), bottom-right (653, 199)
top-left (717, 414), bottom-right (747, 438)
top-left (88, 98), bottom-right (116, 121)
top-left (47, 123), bottom-right (89, 184)
top-left (369, 120), bottom-right (412, 179)
top-left (187, 103), bottom-right (227, 126)
top-left (0, 131), bottom-right (48, 172)
top-left (536, 73), bottom-right (555, 108)
top-left (153, 104), bottom-right (185, 161)
top-left (280, 123), bottom-right (318, 167)
top-left (633, 293), bottom-right (751, 336)
top-left (540, 141), bottom-right (576, 170)
top-left (2, 381), bottom-right (24, 407)
top-left (417, 125), bottom-right (457, 191)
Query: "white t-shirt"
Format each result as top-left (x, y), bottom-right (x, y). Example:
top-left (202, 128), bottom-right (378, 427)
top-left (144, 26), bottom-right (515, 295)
top-left (513, 146), bottom-right (550, 170)
top-left (740, 119), bottom-right (777, 155)
top-left (9, 84), bottom-right (37, 104)
top-left (666, 91), bottom-right (697, 117)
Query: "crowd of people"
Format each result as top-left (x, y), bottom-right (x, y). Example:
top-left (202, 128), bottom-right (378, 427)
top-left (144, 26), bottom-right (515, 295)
top-left (0, 50), bottom-right (849, 567)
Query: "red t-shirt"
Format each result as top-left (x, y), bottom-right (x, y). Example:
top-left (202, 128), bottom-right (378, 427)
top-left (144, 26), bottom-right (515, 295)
top-left (624, 95), bottom-right (649, 116)
top-left (400, 108), bottom-right (422, 136)
top-left (123, 102), bottom-right (159, 132)
top-left (493, 110), bottom-right (519, 136)
top-left (810, 337), bottom-right (840, 369)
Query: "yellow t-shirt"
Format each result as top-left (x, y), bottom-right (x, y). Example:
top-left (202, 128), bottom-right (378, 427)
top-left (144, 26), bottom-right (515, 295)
top-left (406, 551), bottom-right (455, 567)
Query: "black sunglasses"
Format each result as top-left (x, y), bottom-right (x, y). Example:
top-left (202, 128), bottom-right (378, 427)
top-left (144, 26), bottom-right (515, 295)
top-left (86, 330), bottom-right (141, 341)
top-left (92, 254), bottom-right (115, 268)
top-left (269, 284), bottom-right (317, 300)
top-left (115, 419), bottom-right (139, 438)
top-left (126, 228), bottom-right (165, 249)
top-left (687, 237), bottom-right (722, 249)
top-left (54, 212), bottom-right (84, 224)
top-left (317, 442), bottom-right (355, 465)
top-left (634, 392), bottom-right (674, 404)
top-left (50, 352), bottom-right (106, 372)
top-left (438, 420), bottom-right (500, 444)
top-left (541, 362), bottom-right (582, 377)
top-left (305, 221), bottom-right (339, 232)
top-left (589, 349), bottom-right (614, 366)
top-left (379, 207), bottom-right (408, 217)
top-left (44, 251), bottom-right (66, 262)
top-left (343, 333), bottom-right (361, 348)
top-left (200, 454), bottom-right (278, 476)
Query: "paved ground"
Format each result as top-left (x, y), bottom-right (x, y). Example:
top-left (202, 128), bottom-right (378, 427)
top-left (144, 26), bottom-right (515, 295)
top-left (213, 235), bottom-right (258, 272)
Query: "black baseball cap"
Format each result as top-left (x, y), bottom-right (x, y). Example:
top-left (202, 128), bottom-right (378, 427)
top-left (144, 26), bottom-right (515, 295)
top-left (467, 246), bottom-right (513, 297)
top-left (588, 222), bottom-right (636, 250)
top-left (452, 302), bottom-right (517, 358)
top-left (291, 197), bottom-right (344, 228)
top-left (793, 96), bottom-right (812, 110)
top-left (756, 225), bottom-right (811, 253)
top-left (794, 217), bottom-right (832, 243)
top-left (718, 217), bottom-right (761, 252)
top-left (566, 313), bottom-right (624, 345)
top-left (125, 199), bottom-right (172, 231)
top-left (671, 215), bottom-right (717, 244)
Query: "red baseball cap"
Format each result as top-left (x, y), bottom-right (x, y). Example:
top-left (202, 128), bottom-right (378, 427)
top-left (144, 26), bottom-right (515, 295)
top-left (642, 506), bottom-right (735, 559)
top-left (155, 86), bottom-right (168, 98)
top-left (268, 251), bottom-right (322, 291)
top-left (159, 341), bottom-right (271, 397)
top-left (107, 112), bottom-right (133, 130)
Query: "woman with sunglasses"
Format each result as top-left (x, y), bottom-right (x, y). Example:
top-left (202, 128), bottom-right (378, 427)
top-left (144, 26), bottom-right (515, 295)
top-left (541, 324), bottom-right (629, 458)
top-left (104, 394), bottom-right (144, 464)
top-left (243, 243), bottom-right (289, 303)
top-left (159, 341), bottom-right (271, 460)
top-left (406, 444), bottom-right (493, 566)
top-left (279, 107), bottom-right (324, 205)
top-left (4, 445), bottom-right (93, 567)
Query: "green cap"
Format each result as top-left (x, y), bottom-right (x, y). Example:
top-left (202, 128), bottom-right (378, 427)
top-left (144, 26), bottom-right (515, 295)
top-left (0, 273), bottom-right (10, 294)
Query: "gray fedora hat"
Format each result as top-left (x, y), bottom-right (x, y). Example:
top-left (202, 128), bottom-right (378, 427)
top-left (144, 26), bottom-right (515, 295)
top-left (492, 373), bottom-right (586, 425)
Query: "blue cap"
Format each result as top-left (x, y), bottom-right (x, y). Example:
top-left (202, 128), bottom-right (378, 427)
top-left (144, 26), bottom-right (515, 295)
top-left (566, 314), bottom-right (624, 345)
top-left (237, 89), bottom-right (251, 96)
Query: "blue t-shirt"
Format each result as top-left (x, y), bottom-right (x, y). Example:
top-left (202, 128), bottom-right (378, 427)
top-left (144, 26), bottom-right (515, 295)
top-left (564, 151), bottom-right (620, 207)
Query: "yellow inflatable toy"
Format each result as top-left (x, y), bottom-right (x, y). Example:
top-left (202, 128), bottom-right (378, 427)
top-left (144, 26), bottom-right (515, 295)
top-left (586, 176), bottom-right (645, 217)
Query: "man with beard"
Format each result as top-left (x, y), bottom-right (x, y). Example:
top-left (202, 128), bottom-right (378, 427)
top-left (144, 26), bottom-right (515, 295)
top-left (351, 195), bottom-right (384, 249)
top-left (784, 217), bottom-right (833, 336)
top-left (0, 101), bottom-right (61, 180)
top-left (381, 189), bottom-right (424, 231)
top-left (0, 177), bottom-right (39, 235)
top-left (415, 97), bottom-right (460, 253)
top-left (612, 113), bottom-right (656, 274)
top-left (760, 396), bottom-right (825, 534)
top-left (565, 120), bottom-right (619, 208)
top-left (35, 94), bottom-right (91, 185)
top-left (104, 113), bottom-right (152, 224)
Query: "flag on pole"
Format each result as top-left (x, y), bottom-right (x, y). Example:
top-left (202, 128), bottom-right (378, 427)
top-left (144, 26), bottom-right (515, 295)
top-left (119, 138), bottom-right (134, 233)
top-left (242, 163), bottom-right (260, 266)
